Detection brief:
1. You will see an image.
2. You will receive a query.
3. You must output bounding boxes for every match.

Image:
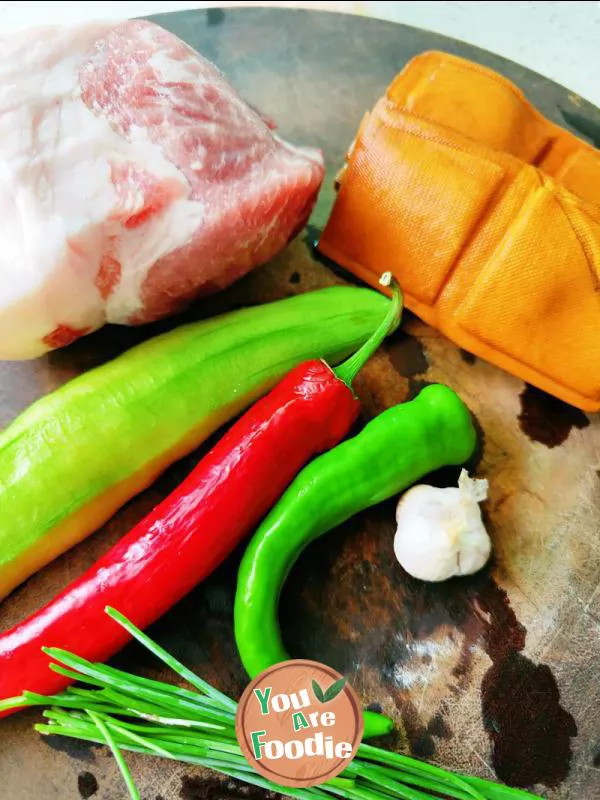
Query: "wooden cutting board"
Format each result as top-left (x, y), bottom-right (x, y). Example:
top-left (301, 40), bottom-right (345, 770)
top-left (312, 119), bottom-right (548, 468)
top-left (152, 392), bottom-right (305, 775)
top-left (1, 8), bottom-right (599, 800)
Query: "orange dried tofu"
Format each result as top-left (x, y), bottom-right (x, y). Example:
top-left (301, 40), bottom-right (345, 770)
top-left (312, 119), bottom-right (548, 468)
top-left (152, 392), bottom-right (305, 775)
top-left (319, 52), bottom-right (600, 412)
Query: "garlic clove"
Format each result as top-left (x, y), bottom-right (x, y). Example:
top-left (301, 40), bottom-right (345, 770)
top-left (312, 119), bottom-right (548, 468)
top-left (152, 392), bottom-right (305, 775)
top-left (393, 472), bottom-right (491, 583)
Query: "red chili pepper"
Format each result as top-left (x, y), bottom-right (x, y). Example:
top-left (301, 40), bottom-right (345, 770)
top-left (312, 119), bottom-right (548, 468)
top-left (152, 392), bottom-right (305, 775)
top-left (0, 276), bottom-right (400, 715)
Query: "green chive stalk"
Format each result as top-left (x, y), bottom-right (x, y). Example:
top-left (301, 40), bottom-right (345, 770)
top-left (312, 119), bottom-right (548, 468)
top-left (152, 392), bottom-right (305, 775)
top-left (0, 608), bottom-right (539, 800)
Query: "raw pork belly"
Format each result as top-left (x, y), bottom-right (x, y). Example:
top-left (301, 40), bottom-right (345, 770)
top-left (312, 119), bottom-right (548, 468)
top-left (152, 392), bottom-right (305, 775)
top-left (0, 20), bottom-right (324, 358)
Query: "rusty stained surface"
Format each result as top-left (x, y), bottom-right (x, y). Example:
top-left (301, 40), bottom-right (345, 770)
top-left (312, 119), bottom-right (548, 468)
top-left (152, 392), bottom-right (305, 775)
top-left (1, 7), bottom-right (600, 800)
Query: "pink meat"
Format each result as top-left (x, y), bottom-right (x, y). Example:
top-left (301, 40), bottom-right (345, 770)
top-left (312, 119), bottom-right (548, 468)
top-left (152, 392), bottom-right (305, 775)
top-left (0, 20), bottom-right (324, 358)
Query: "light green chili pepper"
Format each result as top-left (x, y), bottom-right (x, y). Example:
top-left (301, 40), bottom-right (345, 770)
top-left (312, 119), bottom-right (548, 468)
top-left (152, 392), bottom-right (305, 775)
top-left (0, 285), bottom-right (389, 600)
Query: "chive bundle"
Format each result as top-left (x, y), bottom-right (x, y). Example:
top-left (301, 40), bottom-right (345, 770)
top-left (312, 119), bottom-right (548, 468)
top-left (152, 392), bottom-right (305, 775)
top-left (0, 608), bottom-right (538, 800)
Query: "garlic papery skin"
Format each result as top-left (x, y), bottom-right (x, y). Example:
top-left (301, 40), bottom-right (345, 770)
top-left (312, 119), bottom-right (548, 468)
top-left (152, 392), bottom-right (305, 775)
top-left (393, 470), bottom-right (491, 582)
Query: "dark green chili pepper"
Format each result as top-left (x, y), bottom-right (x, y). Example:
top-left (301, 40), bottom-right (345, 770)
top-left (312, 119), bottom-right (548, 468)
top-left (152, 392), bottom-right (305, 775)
top-left (234, 383), bottom-right (477, 739)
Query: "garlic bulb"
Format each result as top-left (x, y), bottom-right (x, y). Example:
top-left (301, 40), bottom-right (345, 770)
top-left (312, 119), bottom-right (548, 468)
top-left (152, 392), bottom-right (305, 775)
top-left (393, 470), bottom-right (491, 582)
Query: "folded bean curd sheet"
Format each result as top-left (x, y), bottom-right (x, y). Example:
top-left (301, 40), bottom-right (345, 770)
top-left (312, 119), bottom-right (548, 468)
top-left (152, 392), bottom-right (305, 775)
top-left (319, 51), bottom-right (600, 412)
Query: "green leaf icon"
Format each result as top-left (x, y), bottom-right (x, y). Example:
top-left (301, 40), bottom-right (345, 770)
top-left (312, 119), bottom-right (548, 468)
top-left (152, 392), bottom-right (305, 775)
top-left (323, 677), bottom-right (346, 703)
top-left (312, 679), bottom-right (326, 703)
top-left (312, 677), bottom-right (346, 704)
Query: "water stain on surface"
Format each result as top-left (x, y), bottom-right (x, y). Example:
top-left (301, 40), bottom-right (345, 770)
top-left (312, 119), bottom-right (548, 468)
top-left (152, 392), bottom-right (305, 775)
top-left (44, 735), bottom-right (97, 763)
top-left (427, 710), bottom-right (452, 740)
top-left (518, 384), bottom-right (589, 448)
top-left (77, 771), bottom-right (98, 799)
top-left (180, 775), bottom-right (278, 799)
top-left (386, 330), bottom-right (428, 378)
top-left (399, 703), bottom-right (454, 759)
top-left (482, 652), bottom-right (577, 788)
top-left (473, 579), bottom-right (526, 659)
top-left (206, 8), bottom-right (225, 26)
top-left (473, 580), bottom-right (576, 788)
top-left (559, 106), bottom-right (600, 147)
top-left (399, 698), bottom-right (437, 759)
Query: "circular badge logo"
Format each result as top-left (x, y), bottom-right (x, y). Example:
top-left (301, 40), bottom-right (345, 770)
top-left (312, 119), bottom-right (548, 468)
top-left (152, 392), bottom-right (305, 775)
top-left (236, 660), bottom-right (363, 788)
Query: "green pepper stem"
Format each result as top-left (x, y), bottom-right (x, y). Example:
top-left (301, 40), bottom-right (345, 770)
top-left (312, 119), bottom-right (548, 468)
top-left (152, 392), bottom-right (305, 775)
top-left (333, 273), bottom-right (402, 387)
